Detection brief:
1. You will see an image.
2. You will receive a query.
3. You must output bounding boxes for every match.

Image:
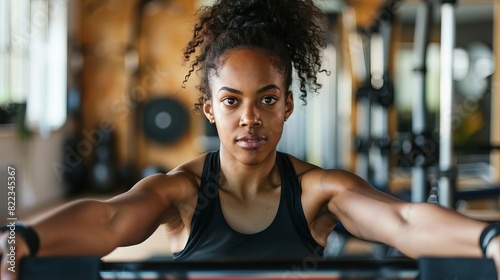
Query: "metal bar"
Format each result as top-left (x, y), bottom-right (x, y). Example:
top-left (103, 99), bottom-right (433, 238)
top-left (438, 2), bottom-right (457, 208)
top-left (411, 0), bottom-right (433, 202)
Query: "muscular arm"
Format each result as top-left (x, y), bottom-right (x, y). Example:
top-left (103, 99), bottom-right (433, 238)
top-left (12, 172), bottom-right (195, 257)
top-left (307, 169), bottom-right (487, 258)
top-left (393, 202), bottom-right (485, 258)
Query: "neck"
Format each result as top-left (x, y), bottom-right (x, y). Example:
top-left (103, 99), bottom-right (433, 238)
top-left (218, 149), bottom-right (280, 199)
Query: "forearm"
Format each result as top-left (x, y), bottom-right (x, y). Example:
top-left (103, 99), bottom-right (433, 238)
top-left (30, 199), bottom-right (117, 257)
top-left (395, 203), bottom-right (487, 259)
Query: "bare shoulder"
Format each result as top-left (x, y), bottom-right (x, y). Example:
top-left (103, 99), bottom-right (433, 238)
top-left (285, 153), bottom-right (320, 177)
top-left (286, 153), bottom-right (366, 194)
top-left (127, 153), bottom-right (210, 205)
top-left (168, 152), bottom-right (209, 185)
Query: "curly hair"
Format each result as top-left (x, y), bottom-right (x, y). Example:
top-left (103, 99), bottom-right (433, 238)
top-left (182, 0), bottom-right (328, 112)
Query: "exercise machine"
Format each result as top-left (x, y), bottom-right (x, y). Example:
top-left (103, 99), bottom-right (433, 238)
top-left (16, 256), bottom-right (497, 280)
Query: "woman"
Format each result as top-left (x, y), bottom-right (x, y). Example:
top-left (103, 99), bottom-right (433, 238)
top-left (2, 0), bottom-right (500, 278)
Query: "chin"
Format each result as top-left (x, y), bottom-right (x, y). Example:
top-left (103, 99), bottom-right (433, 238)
top-left (235, 147), bottom-right (276, 165)
top-left (220, 142), bottom-right (277, 165)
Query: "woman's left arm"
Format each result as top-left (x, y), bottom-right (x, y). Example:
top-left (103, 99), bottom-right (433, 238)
top-left (306, 168), bottom-right (496, 259)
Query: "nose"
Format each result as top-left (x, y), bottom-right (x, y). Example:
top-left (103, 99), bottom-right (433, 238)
top-left (239, 104), bottom-right (262, 127)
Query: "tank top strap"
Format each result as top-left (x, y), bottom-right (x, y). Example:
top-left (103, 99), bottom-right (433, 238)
top-left (276, 151), bottom-right (324, 256)
top-left (194, 150), bottom-right (220, 221)
top-left (173, 151), bottom-right (220, 260)
top-left (276, 151), bottom-right (302, 211)
top-left (200, 150), bottom-right (220, 195)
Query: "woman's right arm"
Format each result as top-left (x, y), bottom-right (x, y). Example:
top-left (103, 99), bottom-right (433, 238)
top-left (0, 171), bottom-right (196, 279)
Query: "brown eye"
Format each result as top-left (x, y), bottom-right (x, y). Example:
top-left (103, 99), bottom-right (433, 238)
top-left (261, 96), bottom-right (277, 105)
top-left (222, 98), bottom-right (237, 106)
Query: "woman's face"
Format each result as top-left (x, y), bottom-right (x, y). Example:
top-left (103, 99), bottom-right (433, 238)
top-left (204, 48), bottom-right (294, 165)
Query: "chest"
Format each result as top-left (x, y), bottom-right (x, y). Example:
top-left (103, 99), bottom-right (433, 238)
top-left (218, 187), bottom-right (281, 234)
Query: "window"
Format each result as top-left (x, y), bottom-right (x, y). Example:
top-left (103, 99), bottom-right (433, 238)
top-left (0, 0), bottom-right (67, 136)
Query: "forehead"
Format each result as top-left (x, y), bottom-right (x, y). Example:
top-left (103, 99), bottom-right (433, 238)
top-left (210, 48), bottom-right (286, 88)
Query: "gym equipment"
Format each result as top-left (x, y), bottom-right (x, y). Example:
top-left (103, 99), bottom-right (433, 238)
top-left (433, 0), bottom-right (500, 208)
top-left (438, 0), bottom-right (457, 208)
top-left (336, 0), bottom-right (500, 259)
top-left (89, 130), bottom-right (117, 192)
top-left (16, 256), bottom-right (497, 280)
top-left (353, 0), bottom-right (398, 190)
top-left (403, 0), bottom-right (500, 208)
top-left (410, 0), bottom-right (434, 203)
top-left (141, 97), bottom-right (190, 144)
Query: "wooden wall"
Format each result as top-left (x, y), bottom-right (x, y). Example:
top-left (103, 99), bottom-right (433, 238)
top-left (135, 0), bottom-right (202, 172)
top-left (77, 0), bottom-right (202, 190)
top-left (79, 0), bottom-right (136, 168)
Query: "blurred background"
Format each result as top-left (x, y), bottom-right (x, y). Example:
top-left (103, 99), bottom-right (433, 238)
top-left (0, 0), bottom-right (499, 260)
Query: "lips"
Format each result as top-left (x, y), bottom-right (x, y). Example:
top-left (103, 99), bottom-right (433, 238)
top-left (236, 134), bottom-right (267, 149)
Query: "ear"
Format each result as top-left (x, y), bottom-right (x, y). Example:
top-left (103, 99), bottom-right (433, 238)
top-left (284, 91), bottom-right (294, 121)
top-left (203, 99), bottom-right (215, 123)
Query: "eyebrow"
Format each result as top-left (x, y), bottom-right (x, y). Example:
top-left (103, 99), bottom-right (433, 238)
top-left (217, 84), bottom-right (280, 95)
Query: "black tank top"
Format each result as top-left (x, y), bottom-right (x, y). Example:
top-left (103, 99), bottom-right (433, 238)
top-left (173, 150), bottom-right (324, 261)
